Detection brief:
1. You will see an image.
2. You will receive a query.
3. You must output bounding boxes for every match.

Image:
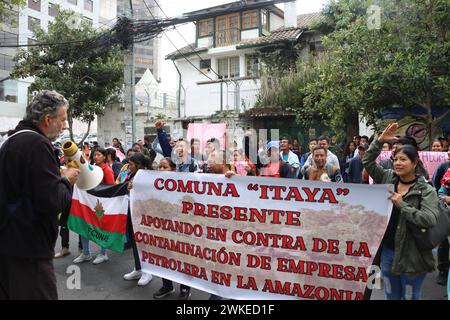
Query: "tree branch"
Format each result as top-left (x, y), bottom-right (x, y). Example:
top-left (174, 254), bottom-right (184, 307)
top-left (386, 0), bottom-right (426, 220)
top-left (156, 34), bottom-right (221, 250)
top-left (432, 108), bottom-right (450, 126)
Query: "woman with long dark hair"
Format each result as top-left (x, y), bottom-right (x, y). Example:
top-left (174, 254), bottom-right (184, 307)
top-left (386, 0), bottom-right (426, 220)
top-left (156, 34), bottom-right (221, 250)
top-left (122, 153), bottom-right (153, 286)
top-left (105, 148), bottom-right (123, 180)
top-left (363, 123), bottom-right (439, 300)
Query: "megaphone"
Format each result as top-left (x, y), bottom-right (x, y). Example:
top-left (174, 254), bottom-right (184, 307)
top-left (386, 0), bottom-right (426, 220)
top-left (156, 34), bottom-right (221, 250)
top-left (62, 141), bottom-right (104, 190)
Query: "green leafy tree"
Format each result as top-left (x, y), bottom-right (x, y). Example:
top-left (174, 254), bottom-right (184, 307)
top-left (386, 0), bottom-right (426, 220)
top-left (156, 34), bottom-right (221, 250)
top-left (302, 0), bottom-right (449, 145)
top-left (155, 113), bottom-right (167, 120)
top-left (11, 10), bottom-right (124, 142)
top-left (258, 0), bottom-right (449, 145)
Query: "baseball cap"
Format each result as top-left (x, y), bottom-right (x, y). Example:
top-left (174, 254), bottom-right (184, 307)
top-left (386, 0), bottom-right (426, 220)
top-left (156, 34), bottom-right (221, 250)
top-left (358, 144), bottom-right (369, 150)
top-left (267, 141), bottom-right (279, 150)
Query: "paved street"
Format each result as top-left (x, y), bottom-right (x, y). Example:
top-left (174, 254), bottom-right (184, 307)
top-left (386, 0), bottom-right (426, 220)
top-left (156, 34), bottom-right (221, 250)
top-left (53, 232), bottom-right (448, 300)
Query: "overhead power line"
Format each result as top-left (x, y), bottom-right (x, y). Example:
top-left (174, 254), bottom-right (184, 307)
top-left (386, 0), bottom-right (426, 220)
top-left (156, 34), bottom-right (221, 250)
top-left (0, 0), bottom-right (294, 59)
top-left (151, 0), bottom-right (224, 80)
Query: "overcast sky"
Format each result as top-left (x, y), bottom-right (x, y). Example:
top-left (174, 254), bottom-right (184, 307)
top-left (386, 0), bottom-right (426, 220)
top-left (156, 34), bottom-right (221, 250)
top-left (156, 0), bottom-right (328, 92)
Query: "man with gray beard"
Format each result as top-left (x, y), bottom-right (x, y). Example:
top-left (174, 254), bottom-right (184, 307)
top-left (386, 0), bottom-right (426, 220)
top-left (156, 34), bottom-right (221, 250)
top-left (0, 90), bottom-right (79, 299)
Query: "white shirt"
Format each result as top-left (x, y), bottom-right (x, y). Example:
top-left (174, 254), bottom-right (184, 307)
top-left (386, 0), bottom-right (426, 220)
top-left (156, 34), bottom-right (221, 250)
top-left (302, 149), bottom-right (341, 171)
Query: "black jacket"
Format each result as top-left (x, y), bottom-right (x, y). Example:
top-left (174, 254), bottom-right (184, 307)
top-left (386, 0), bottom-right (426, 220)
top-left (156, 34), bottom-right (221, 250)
top-left (0, 121), bottom-right (73, 259)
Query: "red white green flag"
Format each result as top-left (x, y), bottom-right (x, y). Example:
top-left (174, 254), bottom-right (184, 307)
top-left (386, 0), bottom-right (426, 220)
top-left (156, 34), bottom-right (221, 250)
top-left (68, 184), bottom-right (129, 253)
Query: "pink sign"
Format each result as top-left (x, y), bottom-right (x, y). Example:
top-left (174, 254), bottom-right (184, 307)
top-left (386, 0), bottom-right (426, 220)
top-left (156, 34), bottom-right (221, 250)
top-left (378, 151), bottom-right (448, 178)
top-left (187, 123), bottom-right (227, 152)
top-left (370, 151), bottom-right (448, 183)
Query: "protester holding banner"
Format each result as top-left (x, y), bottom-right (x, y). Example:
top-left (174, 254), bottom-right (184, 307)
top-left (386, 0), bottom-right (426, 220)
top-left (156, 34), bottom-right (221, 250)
top-left (0, 90), bottom-right (79, 299)
top-left (260, 141), bottom-right (296, 178)
top-left (174, 139), bottom-right (198, 173)
top-left (303, 146), bottom-right (343, 182)
top-left (123, 152), bottom-right (153, 286)
top-left (302, 136), bottom-right (340, 171)
top-left (152, 156), bottom-right (193, 298)
top-left (74, 148), bottom-right (115, 265)
top-left (363, 122), bottom-right (439, 300)
top-left (158, 157), bottom-right (176, 171)
top-left (230, 149), bottom-right (256, 176)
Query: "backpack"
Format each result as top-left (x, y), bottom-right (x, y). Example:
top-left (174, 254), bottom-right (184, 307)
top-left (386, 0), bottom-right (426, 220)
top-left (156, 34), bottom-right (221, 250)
top-left (0, 129), bottom-right (37, 150)
top-left (407, 199), bottom-right (450, 250)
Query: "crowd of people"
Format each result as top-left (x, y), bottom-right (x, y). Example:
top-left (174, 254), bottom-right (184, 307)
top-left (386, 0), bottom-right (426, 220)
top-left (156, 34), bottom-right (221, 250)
top-left (1, 90), bottom-right (449, 300)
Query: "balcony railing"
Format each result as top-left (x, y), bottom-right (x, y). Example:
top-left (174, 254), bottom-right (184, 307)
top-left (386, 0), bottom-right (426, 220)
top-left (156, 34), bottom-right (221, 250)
top-left (215, 27), bottom-right (240, 47)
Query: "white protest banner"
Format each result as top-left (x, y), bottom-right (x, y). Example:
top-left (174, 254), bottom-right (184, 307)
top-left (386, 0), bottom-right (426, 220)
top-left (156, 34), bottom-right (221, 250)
top-left (130, 171), bottom-right (393, 300)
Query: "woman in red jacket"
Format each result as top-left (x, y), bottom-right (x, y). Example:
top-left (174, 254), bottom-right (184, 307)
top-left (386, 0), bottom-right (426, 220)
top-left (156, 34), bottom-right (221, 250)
top-left (73, 148), bottom-right (114, 265)
top-left (93, 148), bottom-right (115, 184)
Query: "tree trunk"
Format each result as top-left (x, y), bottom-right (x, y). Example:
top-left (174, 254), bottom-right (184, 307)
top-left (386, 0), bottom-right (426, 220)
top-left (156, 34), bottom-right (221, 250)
top-left (345, 111), bottom-right (360, 143)
top-left (425, 95), bottom-right (433, 150)
top-left (68, 108), bottom-right (73, 141)
top-left (80, 121), bottom-right (91, 145)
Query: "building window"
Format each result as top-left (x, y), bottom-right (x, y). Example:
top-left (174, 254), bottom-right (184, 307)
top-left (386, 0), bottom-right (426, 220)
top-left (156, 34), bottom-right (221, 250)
top-left (0, 79), bottom-right (18, 103)
top-left (0, 54), bottom-right (14, 72)
top-left (199, 59), bottom-right (211, 70)
top-left (48, 3), bottom-right (58, 17)
top-left (242, 10), bottom-right (258, 30)
top-left (0, 31), bottom-right (18, 47)
top-left (215, 13), bottom-right (240, 47)
top-left (218, 58), bottom-right (228, 78)
top-left (82, 16), bottom-right (92, 26)
top-left (28, 0), bottom-right (41, 12)
top-left (218, 56), bottom-right (240, 79)
top-left (67, 0), bottom-right (77, 5)
top-left (28, 16), bottom-right (41, 31)
top-left (135, 47), bottom-right (153, 56)
top-left (261, 10), bottom-right (269, 31)
top-left (135, 57), bottom-right (152, 65)
top-left (84, 0), bottom-right (93, 12)
top-left (198, 18), bottom-right (213, 37)
top-left (246, 54), bottom-right (260, 77)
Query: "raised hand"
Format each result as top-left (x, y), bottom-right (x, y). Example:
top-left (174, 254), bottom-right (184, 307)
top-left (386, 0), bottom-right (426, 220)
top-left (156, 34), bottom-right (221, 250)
top-left (155, 120), bottom-right (166, 129)
top-left (378, 123), bottom-right (399, 144)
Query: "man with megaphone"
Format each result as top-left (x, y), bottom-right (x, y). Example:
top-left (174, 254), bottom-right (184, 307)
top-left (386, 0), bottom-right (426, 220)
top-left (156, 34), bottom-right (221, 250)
top-left (0, 90), bottom-right (80, 300)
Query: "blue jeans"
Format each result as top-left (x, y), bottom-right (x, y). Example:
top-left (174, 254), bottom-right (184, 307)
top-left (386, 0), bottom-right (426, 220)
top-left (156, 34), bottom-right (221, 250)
top-left (80, 236), bottom-right (106, 256)
top-left (447, 271), bottom-right (450, 300)
top-left (380, 246), bottom-right (426, 300)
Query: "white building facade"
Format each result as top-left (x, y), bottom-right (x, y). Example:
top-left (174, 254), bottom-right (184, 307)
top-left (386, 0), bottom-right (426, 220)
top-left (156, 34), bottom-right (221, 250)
top-left (166, 0), bottom-right (322, 118)
top-left (0, 0), bottom-right (105, 133)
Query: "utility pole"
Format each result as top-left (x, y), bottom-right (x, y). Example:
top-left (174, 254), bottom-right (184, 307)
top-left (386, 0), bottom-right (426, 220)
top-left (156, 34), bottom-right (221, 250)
top-left (130, 0), bottom-right (136, 145)
top-left (123, 0), bottom-right (136, 149)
